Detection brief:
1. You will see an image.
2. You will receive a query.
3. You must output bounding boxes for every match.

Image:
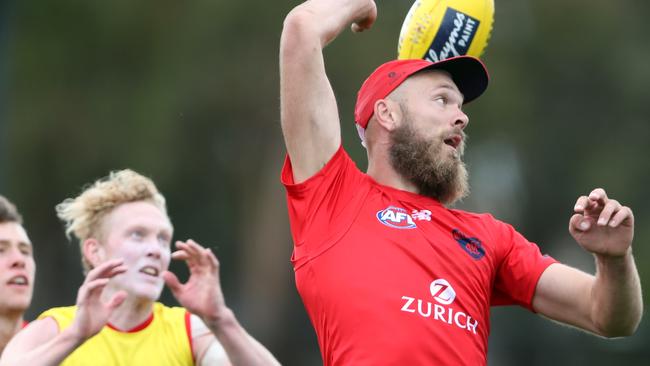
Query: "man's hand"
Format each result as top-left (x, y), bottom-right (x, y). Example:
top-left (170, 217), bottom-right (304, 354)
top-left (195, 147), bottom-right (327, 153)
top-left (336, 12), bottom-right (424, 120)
top-left (289, 0), bottom-right (377, 43)
top-left (569, 188), bottom-right (634, 257)
top-left (350, 0), bottom-right (377, 33)
top-left (70, 259), bottom-right (128, 341)
top-left (165, 241), bottom-right (282, 365)
top-left (163, 240), bottom-right (227, 323)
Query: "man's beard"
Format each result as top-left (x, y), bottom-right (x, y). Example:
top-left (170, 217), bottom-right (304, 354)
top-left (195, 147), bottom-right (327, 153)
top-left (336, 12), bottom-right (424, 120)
top-left (389, 115), bottom-right (469, 205)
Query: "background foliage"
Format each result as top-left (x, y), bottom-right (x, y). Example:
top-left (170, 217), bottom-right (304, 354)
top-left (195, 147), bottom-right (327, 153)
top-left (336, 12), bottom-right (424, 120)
top-left (1, 0), bottom-right (648, 364)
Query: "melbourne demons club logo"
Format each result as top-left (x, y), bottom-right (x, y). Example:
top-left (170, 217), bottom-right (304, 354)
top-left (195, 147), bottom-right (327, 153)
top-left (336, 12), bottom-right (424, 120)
top-left (452, 229), bottom-right (485, 260)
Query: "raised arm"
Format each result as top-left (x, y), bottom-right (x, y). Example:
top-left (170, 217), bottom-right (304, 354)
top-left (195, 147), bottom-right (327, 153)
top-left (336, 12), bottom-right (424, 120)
top-left (532, 188), bottom-right (642, 337)
top-left (163, 240), bottom-right (280, 366)
top-left (0, 260), bottom-right (127, 366)
top-left (280, 0), bottom-right (376, 183)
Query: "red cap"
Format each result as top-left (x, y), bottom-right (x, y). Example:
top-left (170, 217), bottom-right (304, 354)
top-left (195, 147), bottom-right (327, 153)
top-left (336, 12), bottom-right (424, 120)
top-left (354, 56), bottom-right (489, 129)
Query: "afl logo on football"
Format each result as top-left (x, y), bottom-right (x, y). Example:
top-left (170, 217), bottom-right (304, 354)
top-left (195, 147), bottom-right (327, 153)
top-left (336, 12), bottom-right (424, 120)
top-left (430, 279), bottom-right (456, 305)
top-left (376, 206), bottom-right (417, 229)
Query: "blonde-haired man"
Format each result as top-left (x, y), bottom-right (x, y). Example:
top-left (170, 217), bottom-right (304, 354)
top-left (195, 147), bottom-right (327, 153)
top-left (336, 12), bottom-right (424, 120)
top-left (0, 196), bottom-right (35, 355)
top-left (0, 170), bottom-right (280, 366)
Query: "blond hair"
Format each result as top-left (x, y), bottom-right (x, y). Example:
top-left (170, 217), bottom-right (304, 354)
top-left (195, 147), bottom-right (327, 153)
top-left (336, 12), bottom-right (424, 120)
top-left (56, 169), bottom-right (167, 271)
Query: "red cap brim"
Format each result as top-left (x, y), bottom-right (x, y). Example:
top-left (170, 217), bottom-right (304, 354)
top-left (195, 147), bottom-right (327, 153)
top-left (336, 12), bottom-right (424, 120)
top-left (422, 56), bottom-right (489, 105)
top-left (354, 56), bottom-right (489, 129)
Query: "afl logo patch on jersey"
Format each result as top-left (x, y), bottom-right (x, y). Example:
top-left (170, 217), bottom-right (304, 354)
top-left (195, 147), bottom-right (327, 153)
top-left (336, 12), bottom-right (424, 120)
top-left (452, 229), bottom-right (485, 260)
top-left (377, 206), bottom-right (417, 229)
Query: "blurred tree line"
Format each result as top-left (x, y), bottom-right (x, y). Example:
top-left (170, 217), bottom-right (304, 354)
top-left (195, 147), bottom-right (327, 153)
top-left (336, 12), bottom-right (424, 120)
top-left (1, 0), bottom-right (648, 365)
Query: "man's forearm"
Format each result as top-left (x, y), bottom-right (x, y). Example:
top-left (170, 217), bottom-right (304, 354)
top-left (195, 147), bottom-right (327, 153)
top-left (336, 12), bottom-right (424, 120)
top-left (591, 251), bottom-right (642, 337)
top-left (0, 327), bottom-right (85, 366)
top-left (203, 309), bottom-right (280, 366)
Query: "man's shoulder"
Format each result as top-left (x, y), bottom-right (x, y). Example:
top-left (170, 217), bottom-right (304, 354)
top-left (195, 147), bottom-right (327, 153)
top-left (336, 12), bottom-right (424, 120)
top-left (447, 207), bottom-right (504, 227)
top-left (37, 305), bottom-right (76, 320)
top-left (449, 207), bottom-right (494, 219)
top-left (36, 305), bottom-right (77, 330)
top-left (282, 144), bottom-right (365, 185)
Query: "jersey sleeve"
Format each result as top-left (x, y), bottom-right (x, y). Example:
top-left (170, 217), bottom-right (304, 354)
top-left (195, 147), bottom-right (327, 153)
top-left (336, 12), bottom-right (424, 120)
top-left (37, 306), bottom-right (76, 331)
top-left (281, 145), bottom-right (367, 269)
top-left (490, 220), bottom-right (558, 311)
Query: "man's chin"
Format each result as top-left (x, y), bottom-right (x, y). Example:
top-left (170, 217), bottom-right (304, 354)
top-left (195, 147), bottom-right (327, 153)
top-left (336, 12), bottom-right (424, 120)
top-left (0, 298), bottom-right (32, 312)
top-left (129, 284), bottom-right (164, 302)
top-left (440, 147), bottom-right (462, 162)
top-left (418, 167), bottom-right (469, 205)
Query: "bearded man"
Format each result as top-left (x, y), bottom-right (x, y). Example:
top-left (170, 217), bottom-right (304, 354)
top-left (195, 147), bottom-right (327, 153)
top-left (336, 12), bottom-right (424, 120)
top-left (278, 0), bottom-right (642, 365)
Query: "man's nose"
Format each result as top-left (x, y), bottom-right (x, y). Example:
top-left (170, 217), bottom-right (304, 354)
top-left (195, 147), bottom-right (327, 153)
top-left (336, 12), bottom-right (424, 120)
top-left (146, 240), bottom-right (163, 259)
top-left (454, 109), bottom-right (469, 130)
top-left (9, 248), bottom-right (27, 268)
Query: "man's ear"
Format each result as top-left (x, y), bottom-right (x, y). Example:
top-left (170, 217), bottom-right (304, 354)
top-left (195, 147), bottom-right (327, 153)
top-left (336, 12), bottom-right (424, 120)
top-left (82, 238), bottom-right (105, 268)
top-left (373, 99), bottom-right (402, 132)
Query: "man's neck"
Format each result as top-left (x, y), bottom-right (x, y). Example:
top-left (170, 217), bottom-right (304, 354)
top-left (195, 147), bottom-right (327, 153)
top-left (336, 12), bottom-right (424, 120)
top-left (0, 310), bottom-right (24, 354)
top-left (366, 149), bottom-right (418, 194)
top-left (99, 287), bottom-right (155, 332)
top-left (107, 295), bottom-right (155, 332)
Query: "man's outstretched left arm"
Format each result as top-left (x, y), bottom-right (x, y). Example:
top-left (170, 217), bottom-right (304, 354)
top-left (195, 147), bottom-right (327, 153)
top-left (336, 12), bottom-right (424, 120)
top-left (533, 188), bottom-right (642, 337)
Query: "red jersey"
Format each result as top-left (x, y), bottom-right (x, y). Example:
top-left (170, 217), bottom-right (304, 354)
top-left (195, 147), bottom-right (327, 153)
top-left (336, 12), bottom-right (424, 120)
top-left (282, 146), bottom-right (557, 366)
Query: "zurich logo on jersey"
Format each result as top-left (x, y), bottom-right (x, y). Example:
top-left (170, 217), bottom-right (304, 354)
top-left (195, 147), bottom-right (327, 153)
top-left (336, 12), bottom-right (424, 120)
top-left (376, 206), bottom-right (417, 229)
top-left (429, 279), bottom-right (456, 305)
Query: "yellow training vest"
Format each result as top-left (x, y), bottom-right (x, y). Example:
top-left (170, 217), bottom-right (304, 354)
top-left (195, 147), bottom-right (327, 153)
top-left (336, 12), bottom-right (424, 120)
top-left (38, 302), bottom-right (194, 366)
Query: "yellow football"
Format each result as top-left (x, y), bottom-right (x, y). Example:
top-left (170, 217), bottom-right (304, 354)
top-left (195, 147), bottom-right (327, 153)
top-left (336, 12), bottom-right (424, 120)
top-left (397, 0), bottom-right (494, 61)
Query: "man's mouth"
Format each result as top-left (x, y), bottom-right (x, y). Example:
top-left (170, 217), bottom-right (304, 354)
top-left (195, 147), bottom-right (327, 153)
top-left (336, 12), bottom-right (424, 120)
top-left (139, 266), bottom-right (159, 277)
top-left (7, 275), bottom-right (28, 286)
top-left (444, 135), bottom-right (462, 149)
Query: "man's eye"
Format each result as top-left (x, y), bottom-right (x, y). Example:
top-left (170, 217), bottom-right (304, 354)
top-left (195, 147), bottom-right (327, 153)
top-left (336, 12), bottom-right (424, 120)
top-left (131, 231), bottom-right (145, 240)
top-left (157, 234), bottom-right (171, 246)
top-left (435, 96), bottom-right (447, 105)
